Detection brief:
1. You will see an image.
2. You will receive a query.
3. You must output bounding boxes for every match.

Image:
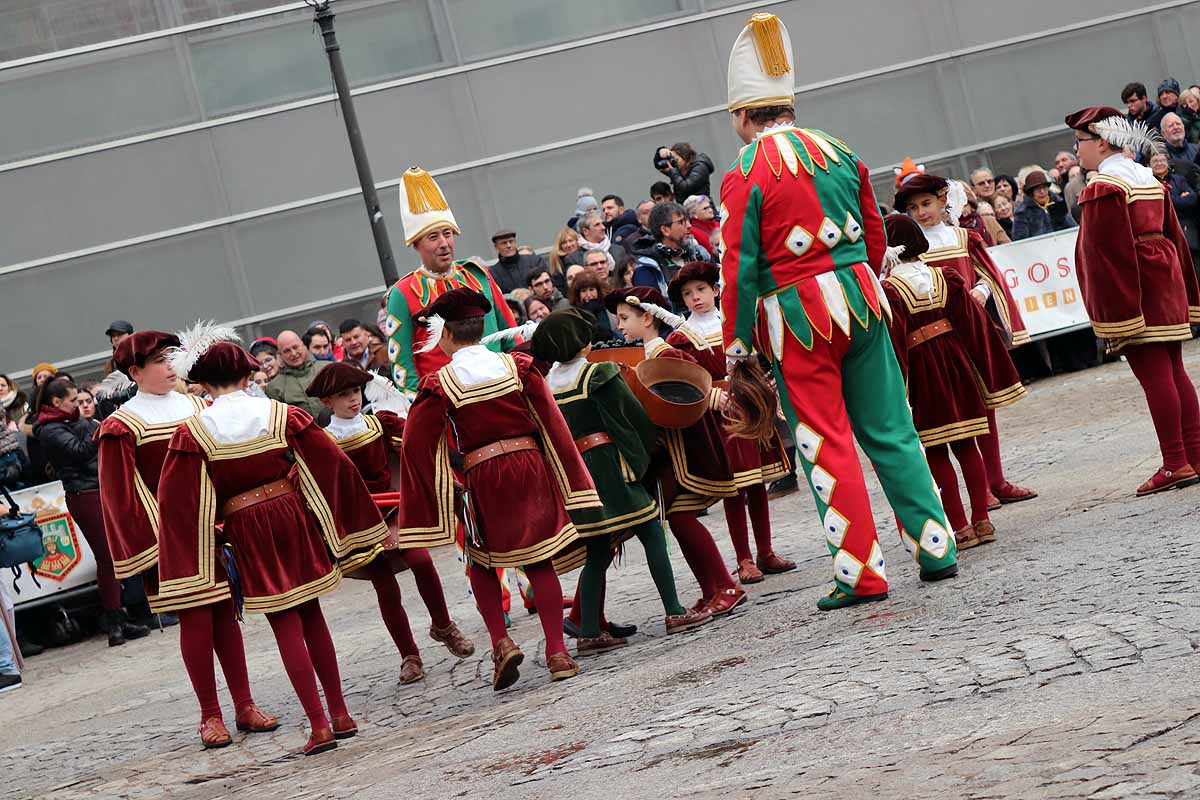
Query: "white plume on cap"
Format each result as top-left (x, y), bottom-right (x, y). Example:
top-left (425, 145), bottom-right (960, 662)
top-left (167, 320), bottom-right (241, 380)
top-left (481, 319), bottom-right (538, 347)
top-left (1090, 116), bottom-right (1164, 157)
top-left (945, 180), bottom-right (969, 226)
top-left (416, 314), bottom-right (446, 354)
top-left (364, 373), bottom-right (411, 417)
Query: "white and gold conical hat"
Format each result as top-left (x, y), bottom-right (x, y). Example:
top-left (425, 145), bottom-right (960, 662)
top-left (726, 13), bottom-right (795, 112)
top-left (399, 166), bottom-right (460, 246)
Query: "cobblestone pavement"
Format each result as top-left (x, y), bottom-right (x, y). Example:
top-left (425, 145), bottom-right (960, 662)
top-left (4, 345), bottom-right (1200, 800)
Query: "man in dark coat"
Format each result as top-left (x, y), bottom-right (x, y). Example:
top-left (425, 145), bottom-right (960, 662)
top-left (488, 230), bottom-right (549, 294)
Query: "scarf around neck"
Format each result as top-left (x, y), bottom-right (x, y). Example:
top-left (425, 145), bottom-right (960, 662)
top-left (579, 235), bottom-right (612, 253)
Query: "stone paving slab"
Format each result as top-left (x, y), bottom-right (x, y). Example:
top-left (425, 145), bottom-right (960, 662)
top-left (2, 346), bottom-right (1199, 800)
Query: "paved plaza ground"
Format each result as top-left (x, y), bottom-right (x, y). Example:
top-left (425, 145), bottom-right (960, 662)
top-left (3, 344), bottom-right (1200, 800)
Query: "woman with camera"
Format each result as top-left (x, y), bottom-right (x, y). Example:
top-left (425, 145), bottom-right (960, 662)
top-left (654, 142), bottom-right (715, 202)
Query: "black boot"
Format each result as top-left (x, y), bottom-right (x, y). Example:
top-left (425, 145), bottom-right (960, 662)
top-left (120, 610), bottom-right (150, 642)
top-left (103, 610), bottom-right (126, 647)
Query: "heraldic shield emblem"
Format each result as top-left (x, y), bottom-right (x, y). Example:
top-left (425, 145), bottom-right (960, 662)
top-left (33, 513), bottom-right (82, 581)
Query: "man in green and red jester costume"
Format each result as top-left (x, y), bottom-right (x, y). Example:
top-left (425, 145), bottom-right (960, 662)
top-left (719, 13), bottom-right (958, 609)
top-left (386, 167), bottom-right (517, 396)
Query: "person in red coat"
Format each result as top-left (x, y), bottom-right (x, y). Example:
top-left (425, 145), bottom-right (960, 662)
top-left (895, 172), bottom-right (1037, 508)
top-left (880, 214), bottom-right (1027, 549)
top-left (98, 331), bottom-right (277, 748)
top-left (156, 325), bottom-right (390, 756)
top-left (1066, 106), bottom-right (1200, 495)
top-left (305, 362), bottom-right (475, 686)
top-left (665, 262), bottom-right (793, 583)
top-left (606, 286), bottom-right (748, 616)
top-left (395, 288), bottom-right (600, 691)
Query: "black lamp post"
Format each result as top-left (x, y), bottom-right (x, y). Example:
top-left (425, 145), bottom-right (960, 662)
top-left (306, 0), bottom-right (399, 287)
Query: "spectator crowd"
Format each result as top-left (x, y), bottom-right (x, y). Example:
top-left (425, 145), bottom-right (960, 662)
top-left (3, 75), bottom-right (1200, 677)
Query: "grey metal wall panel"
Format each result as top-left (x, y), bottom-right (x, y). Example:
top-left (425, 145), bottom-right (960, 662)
top-left (1, 132), bottom-right (226, 264)
top-left (948, 0), bottom-right (1148, 46)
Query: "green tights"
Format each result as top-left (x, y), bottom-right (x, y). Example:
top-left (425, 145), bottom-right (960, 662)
top-left (578, 518), bottom-right (686, 637)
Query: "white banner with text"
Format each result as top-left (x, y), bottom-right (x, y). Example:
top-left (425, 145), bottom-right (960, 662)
top-left (986, 229), bottom-right (1090, 339)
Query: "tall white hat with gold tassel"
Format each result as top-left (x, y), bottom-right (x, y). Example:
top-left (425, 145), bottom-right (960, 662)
top-left (398, 166), bottom-right (460, 246)
top-left (726, 13), bottom-right (795, 112)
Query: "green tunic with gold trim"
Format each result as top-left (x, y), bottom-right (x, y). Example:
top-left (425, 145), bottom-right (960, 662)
top-left (546, 359), bottom-right (659, 537)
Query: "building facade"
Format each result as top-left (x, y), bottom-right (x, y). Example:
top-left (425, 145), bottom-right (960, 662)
top-left (2, 0), bottom-right (1198, 378)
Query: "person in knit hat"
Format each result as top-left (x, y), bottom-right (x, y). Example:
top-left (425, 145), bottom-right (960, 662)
top-left (1066, 105), bottom-right (1200, 495)
top-left (720, 12), bottom-right (957, 609)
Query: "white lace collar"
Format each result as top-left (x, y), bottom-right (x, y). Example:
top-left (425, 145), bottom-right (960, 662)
top-left (326, 413), bottom-right (368, 439)
top-left (198, 390), bottom-right (273, 444)
top-left (686, 307), bottom-right (722, 335)
top-left (120, 390), bottom-right (197, 425)
top-left (921, 222), bottom-right (959, 249)
top-left (888, 262), bottom-right (935, 298)
top-left (643, 337), bottom-right (667, 357)
top-left (1099, 152), bottom-right (1157, 188)
top-left (449, 345), bottom-right (508, 387)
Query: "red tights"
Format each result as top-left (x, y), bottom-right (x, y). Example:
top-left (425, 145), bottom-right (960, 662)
top-left (723, 484), bottom-right (773, 563)
top-left (469, 560), bottom-right (566, 658)
top-left (266, 600), bottom-right (347, 731)
top-left (177, 600), bottom-right (254, 723)
top-left (402, 547), bottom-right (453, 629)
top-left (925, 439), bottom-right (991, 531)
top-left (668, 510), bottom-right (736, 601)
top-left (1125, 341), bottom-right (1200, 470)
top-left (977, 410), bottom-right (1006, 490)
top-left (359, 559), bottom-right (418, 659)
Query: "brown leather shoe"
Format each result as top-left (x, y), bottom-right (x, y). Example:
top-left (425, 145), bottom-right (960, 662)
top-left (304, 727), bottom-right (338, 756)
top-left (707, 587), bottom-right (748, 617)
top-left (973, 519), bottom-right (996, 544)
top-left (492, 637), bottom-right (524, 691)
top-left (429, 621), bottom-right (475, 659)
top-left (689, 596), bottom-right (709, 614)
top-left (955, 525), bottom-right (980, 551)
top-left (986, 492), bottom-right (1002, 511)
top-left (1136, 465), bottom-right (1200, 496)
top-left (547, 652), bottom-right (580, 681)
top-left (665, 607), bottom-right (712, 634)
top-left (234, 704), bottom-right (280, 733)
top-left (330, 714), bottom-right (358, 740)
top-left (399, 654), bottom-right (425, 685)
top-left (199, 717), bottom-right (232, 749)
top-left (993, 481), bottom-right (1038, 504)
top-left (735, 558), bottom-right (764, 584)
top-left (576, 631), bottom-right (627, 656)
top-left (756, 552), bottom-right (796, 574)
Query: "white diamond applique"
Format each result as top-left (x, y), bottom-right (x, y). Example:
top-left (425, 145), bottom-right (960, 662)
top-left (823, 507), bottom-right (850, 549)
top-left (726, 338), bottom-right (751, 358)
top-left (899, 527), bottom-right (919, 561)
top-left (794, 422), bottom-right (823, 463)
top-left (843, 212), bottom-right (863, 242)
top-left (785, 225), bottom-right (815, 257)
top-left (384, 315), bottom-right (400, 336)
top-left (831, 549), bottom-right (864, 589)
top-left (865, 541), bottom-right (886, 582)
top-left (809, 465), bottom-right (836, 505)
top-left (387, 340), bottom-right (400, 361)
top-left (919, 520), bottom-right (951, 559)
top-left (818, 216), bottom-right (842, 248)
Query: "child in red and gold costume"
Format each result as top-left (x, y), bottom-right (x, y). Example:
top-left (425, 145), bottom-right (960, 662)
top-left (98, 330), bottom-right (278, 749)
top-left (305, 362), bottom-right (475, 685)
top-left (895, 169), bottom-right (1037, 508)
top-left (395, 288), bottom-right (598, 691)
top-left (1065, 106), bottom-right (1200, 495)
top-left (880, 214), bottom-right (1026, 549)
top-left (665, 262), bottom-right (794, 584)
top-left (155, 324), bottom-right (389, 756)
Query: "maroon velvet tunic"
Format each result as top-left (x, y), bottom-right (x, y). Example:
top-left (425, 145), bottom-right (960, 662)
top-left (1075, 174), bottom-right (1200, 350)
top-left (883, 266), bottom-right (1025, 447)
top-left (920, 226), bottom-right (1029, 346)
top-left (643, 339), bottom-right (738, 514)
top-left (96, 395), bottom-right (206, 585)
top-left (667, 327), bottom-right (789, 488)
top-left (396, 351), bottom-right (600, 569)
top-left (155, 401), bottom-right (388, 614)
top-left (327, 411), bottom-right (405, 494)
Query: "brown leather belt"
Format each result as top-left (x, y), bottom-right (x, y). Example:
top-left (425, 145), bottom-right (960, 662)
top-left (1136, 231), bottom-right (1165, 243)
top-left (907, 319), bottom-right (953, 349)
top-left (462, 436), bottom-right (538, 472)
top-left (222, 479), bottom-right (296, 517)
top-left (574, 432), bottom-right (613, 454)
